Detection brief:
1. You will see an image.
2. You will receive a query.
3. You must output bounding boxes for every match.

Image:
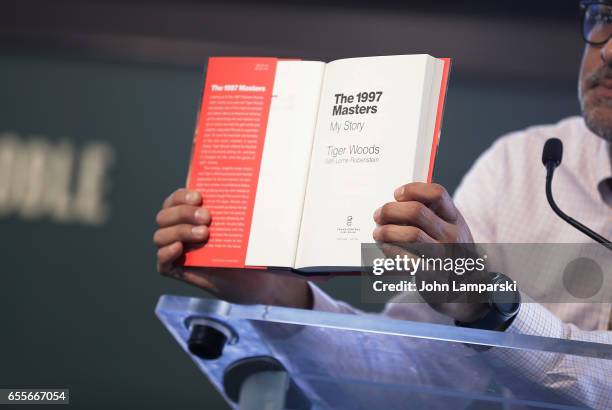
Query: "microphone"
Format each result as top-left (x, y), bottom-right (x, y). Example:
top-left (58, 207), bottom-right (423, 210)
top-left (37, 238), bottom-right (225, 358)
top-left (542, 138), bottom-right (612, 251)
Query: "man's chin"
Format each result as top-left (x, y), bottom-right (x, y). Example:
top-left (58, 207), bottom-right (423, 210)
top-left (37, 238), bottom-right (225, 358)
top-left (582, 102), bottom-right (612, 142)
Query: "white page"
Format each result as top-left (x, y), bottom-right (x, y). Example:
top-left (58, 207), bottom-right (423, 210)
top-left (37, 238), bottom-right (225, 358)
top-left (294, 55), bottom-right (440, 269)
top-left (412, 57), bottom-right (444, 183)
top-left (245, 61), bottom-right (325, 267)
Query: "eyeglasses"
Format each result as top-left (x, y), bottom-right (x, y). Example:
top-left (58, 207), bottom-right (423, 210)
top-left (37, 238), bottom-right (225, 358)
top-left (581, 1), bottom-right (612, 46)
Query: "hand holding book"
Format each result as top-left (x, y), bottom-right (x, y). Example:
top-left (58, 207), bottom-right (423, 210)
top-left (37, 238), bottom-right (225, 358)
top-left (154, 188), bottom-right (312, 308)
top-left (373, 182), bottom-right (473, 245)
top-left (152, 181), bottom-right (485, 322)
top-left (372, 182), bottom-right (487, 323)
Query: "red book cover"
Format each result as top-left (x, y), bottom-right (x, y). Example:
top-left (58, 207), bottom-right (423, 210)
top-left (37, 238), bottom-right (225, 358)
top-left (183, 57), bottom-right (277, 268)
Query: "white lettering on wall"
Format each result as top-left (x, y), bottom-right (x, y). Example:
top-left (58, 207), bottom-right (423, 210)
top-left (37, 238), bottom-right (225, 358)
top-left (0, 132), bottom-right (114, 226)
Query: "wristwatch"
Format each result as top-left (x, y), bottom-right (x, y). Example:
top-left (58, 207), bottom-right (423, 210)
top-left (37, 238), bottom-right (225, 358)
top-left (455, 272), bottom-right (521, 332)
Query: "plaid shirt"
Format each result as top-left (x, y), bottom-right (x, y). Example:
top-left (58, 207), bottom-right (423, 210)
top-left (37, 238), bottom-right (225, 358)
top-left (311, 116), bottom-right (612, 409)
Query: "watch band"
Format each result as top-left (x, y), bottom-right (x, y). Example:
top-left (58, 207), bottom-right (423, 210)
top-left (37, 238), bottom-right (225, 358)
top-left (455, 272), bottom-right (521, 332)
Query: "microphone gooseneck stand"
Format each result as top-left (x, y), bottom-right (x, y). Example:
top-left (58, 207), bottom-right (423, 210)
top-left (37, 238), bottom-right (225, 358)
top-left (542, 138), bottom-right (612, 251)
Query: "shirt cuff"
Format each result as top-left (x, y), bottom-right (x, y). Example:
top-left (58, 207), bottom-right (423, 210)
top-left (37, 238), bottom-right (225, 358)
top-left (503, 301), bottom-right (565, 339)
top-left (483, 302), bottom-right (567, 382)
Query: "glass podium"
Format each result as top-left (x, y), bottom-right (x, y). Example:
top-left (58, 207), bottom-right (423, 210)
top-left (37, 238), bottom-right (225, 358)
top-left (155, 295), bottom-right (612, 410)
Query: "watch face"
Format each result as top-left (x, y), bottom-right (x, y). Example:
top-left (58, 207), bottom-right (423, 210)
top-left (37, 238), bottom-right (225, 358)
top-left (491, 273), bottom-right (520, 316)
top-left (496, 301), bottom-right (520, 316)
top-left (492, 288), bottom-right (520, 315)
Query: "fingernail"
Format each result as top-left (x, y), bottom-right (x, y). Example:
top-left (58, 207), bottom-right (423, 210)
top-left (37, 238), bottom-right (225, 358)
top-left (195, 208), bottom-right (207, 223)
top-left (192, 226), bottom-right (206, 237)
top-left (373, 226), bottom-right (382, 241)
top-left (373, 207), bottom-right (381, 220)
top-left (394, 186), bottom-right (404, 198)
top-left (186, 191), bottom-right (200, 203)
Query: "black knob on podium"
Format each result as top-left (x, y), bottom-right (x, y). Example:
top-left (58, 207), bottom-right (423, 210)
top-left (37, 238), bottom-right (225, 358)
top-left (188, 323), bottom-right (228, 360)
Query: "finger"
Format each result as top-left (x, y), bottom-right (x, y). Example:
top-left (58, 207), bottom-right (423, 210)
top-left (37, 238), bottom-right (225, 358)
top-left (373, 201), bottom-right (452, 241)
top-left (154, 224), bottom-right (209, 247)
top-left (393, 183), bottom-right (458, 223)
top-left (377, 242), bottom-right (420, 264)
top-left (156, 205), bottom-right (211, 227)
top-left (157, 241), bottom-right (184, 273)
top-left (162, 188), bottom-right (202, 208)
top-left (372, 224), bottom-right (437, 245)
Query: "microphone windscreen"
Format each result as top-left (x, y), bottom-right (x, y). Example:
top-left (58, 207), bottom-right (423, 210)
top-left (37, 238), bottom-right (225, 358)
top-left (542, 138), bottom-right (563, 167)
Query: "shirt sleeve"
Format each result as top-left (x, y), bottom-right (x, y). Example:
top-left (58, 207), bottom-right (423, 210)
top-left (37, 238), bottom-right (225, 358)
top-left (453, 136), bottom-right (512, 243)
top-left (484, 302), bottom-right (612, 409)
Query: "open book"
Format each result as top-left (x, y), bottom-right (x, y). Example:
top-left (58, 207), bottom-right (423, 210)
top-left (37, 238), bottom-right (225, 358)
top-left (182, 55), bottom-right (450, 274)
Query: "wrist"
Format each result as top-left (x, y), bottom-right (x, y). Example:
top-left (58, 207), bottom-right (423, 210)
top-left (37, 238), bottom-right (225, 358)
top-left (455, 273), bottom-right (521, 332)
top-left (453, 303), bottom-right (491, 323)
top-left (269, 277), bottom-right (312, 309)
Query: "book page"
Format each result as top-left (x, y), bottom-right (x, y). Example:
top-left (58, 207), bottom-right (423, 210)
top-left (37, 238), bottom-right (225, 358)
top-left (245, 61), bottom-right (325, 267)
top-left (412, 57), bottom-right (444, 183)
top-left (295, 55), bottom-right (442, 269)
